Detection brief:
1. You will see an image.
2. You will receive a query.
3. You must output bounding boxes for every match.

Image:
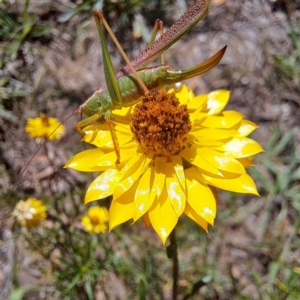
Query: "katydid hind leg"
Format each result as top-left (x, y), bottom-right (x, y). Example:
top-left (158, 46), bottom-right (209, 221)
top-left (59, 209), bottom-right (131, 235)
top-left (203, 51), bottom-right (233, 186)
top-left (75, 112), bottom-right (104, 136)
top-left (139, 19), bottom-right (165, 70)
top-left (158, 20), bottom-right (165, 65)
top-left (93, 10), bottom-right (148, 95)
top-left (116, 0), bottom-right (211, 78)
top-left (93, 11), bottom-right (124, 107)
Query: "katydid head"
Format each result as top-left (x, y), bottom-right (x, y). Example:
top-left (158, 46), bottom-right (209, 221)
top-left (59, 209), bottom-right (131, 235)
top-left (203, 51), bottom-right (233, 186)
top-left (78, 88), bottom-right (107, 119)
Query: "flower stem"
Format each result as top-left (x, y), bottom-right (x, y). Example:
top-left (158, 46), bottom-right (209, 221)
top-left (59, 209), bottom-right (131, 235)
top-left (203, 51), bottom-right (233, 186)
top-left (170, 228), bottom-right (178, 300)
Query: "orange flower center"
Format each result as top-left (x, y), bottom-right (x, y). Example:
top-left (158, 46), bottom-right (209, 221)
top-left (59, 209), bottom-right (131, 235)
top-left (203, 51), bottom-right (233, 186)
top-left (40, 113), bottom-right (50, 127)
top-left (90, 215), bottom-right (99, 225)
top-left (130, 90), bottom-right (191, 156)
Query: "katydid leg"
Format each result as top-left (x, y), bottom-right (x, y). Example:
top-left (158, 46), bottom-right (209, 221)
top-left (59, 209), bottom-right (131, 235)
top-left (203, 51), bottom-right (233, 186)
top-left (75, 113), bottom-right (104, 136)
top-left (105, 111), bottom-right (120, 165)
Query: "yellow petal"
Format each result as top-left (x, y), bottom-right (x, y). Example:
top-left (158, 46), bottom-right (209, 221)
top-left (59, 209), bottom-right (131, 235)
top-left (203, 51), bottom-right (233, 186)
top-left (185, 167), bottom-right (216, 225)
top-left (206, 90), bottom-right (230, 115)
top-left (148, 187), bottom-right (178, 244)
top-left (114, 122), bottom-right (133, 135)
top-left (83, 123), bottom-right (109, 132)
top-left (168, 84), bottom-right (194, 105)
top-left (85, 169), bottom-right (123, 203)
top-left (83, 130), bottom-right (112, 147)
top-left (153, 157), bottom-right (168, 199)
top-left (184, 202), bottom-right (208, 232)
top-left (199, 111), bottom-right (244, 128)
top-left (109, 181), bottom-right (138, 231)
top-left (236, 120), bottom-right (258, 137)
top-left (203, 172), bottom-right (259, 195)
top-left (166, 162), bottom-right (186, 216)
top-left (196, 148), bottom-right (246, 174)
top-left (113, 153), bottom-right (152, 200)
top-left (133, 167), bottom-right (153, 221)
top-left (188, 135), bottom-right (224, 147)
top-left (65, 147), bottom-right (137, 172)
top-left (219, 137), bottom-right (264, 158)
top-left (171, 156), bottom-right (186, 193)
top-left (180, 146), bottom-right (222, 176)
top-left (64, 148), bottom-right (105, 172)
top-left (84, 129), bottom-right (132, 149)
top-left (145, 166), bottom-right (161, 212)
top-left (113, 106), bottom-right (134, 123)
top-left (187, 94), bottom-right (207, 111)
top-left (191, 128), bottom-right (238, 140)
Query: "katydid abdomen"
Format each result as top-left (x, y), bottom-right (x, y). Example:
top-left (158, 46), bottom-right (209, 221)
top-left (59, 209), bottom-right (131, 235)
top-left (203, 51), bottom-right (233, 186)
top-left (80, 46), bottom-right (226, 118)
top-left (81, 66), bottom-right (171, 116)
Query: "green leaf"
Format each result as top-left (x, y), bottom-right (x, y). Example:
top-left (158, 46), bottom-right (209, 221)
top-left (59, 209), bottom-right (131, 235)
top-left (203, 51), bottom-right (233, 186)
top-left (269, 261), bottom-right (281, 284)
top-left (60, 0), bottom-right (94, 23)
top-left (138, 279), bottom-right (146, 300)
top-left (9, 285), bottom-right (36, 300)
top-left (30, 24), bottom-right (51, 38)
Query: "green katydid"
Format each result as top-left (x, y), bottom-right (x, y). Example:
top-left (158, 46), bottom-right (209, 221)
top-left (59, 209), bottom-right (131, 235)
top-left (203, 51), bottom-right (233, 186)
top-left (74, 0), bottom-right (226, 132)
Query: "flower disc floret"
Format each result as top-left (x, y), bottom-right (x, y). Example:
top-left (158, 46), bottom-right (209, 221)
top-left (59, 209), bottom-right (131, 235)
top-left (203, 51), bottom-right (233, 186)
top-left (131, 90), bottom-right (191, 156)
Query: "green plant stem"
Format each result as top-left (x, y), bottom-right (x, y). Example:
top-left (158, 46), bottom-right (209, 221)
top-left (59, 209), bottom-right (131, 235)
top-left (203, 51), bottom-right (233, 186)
top-left (170, 228), bottom-right (178, 300)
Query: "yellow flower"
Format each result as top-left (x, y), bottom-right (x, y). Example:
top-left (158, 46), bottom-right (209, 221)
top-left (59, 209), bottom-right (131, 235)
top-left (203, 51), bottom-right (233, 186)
top-left (12, 197), bottom-right (47, 228)
top-left (81, 206), bottom-right (109, 234)
top-left (65, 85), bottom-right (263, 244)
top-left (25, 113), bottom-right (65, 140)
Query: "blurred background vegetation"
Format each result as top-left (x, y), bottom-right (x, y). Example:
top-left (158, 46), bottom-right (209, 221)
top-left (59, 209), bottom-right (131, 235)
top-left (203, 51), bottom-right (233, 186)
top-left (0, 0), bottom-right (300, 299)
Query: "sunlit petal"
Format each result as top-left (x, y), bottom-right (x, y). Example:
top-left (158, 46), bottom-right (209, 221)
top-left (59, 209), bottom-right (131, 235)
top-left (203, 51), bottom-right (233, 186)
top-left (153, 157), bottom-right (168, 199)
top-left (184, 202), bottom-right (208, 232)
top-left (149, 187), bottom-right (178, 244)
top-left (166, 162), bottom-right (186, 216)
top-left (133, 167), bottom-right (152, 221)
top-left (180, 146), bottom-right (222, 175)
top-left (236, 120), bottom-right (258, 137)
top-left (199, 111), bottom-right (244, 128)
top-left (84, 129), bottom-right (132, 148)
top-left (188, 135), bottom-right (224, 147)
top-left (64, 148), bottom-right (105, 172)
top-left (113, 106), bottom-right (134, 123)
top-left (168, 84), bottom-right (194, 105)
top-left (85, 169), bottom-right (123, 203)
top-left (196, 148), bottom-right (246, 174)
top-left (185, 167), bottom-right (216, 225)
top-left (191, 128), bottom-right (238, 140)
top-left (171, 156), bottom-right (186, 193)
top-left (187, 94), bottom-right (207, 111)
top-left (113, 153), bottom-right (152, 200)
top-left (109, 182), bottom-right (138, 230)
top-left (219, 137), bottom-right (264, 158)
top-left (206, 90), bottom-right (230, 115)
top-left (203, 172), bottom-right (259, 195)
